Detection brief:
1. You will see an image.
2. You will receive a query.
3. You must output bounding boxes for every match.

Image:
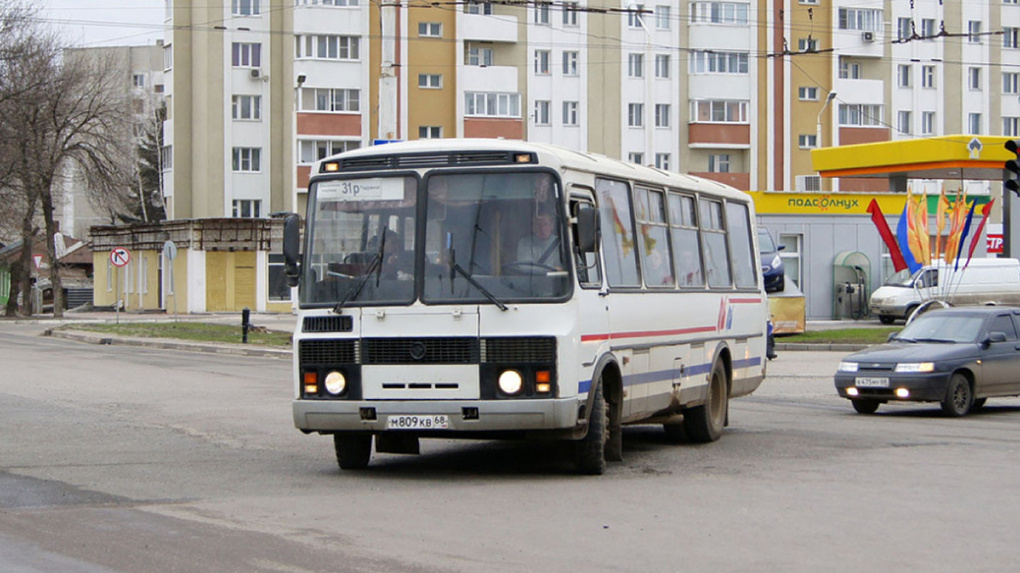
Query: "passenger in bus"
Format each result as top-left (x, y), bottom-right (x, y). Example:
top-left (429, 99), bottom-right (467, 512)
top-left (677, 248), bottom-right (703, 286)
top-left (517, 212), bottom-right (561, 267)
top-left (372, 229), bottom-right (412, 281)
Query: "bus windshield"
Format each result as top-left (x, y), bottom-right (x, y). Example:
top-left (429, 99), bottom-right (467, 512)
top-left (302, 171), bottom-right (570, 307)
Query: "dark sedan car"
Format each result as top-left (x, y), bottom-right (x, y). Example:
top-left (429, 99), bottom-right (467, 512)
top-left (834, 307), bottom-right (1020, 417)
top-left (758, 227), bottom-right (785, 293)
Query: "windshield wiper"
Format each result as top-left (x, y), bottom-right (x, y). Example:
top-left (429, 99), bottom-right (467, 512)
top-left (332, 253), bottom-right (381, 313)
top-left (449, 260), bottom-right (508, 311)
top-left (911, 337), bottom-right (953, 343)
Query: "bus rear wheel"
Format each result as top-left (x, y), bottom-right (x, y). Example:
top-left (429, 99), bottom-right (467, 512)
top-left (684, 361), bottom-right (728, 443)
top-left (334, 434), bottom-right (372, 470)
top-left (574, 381), bottom-right (608, 475)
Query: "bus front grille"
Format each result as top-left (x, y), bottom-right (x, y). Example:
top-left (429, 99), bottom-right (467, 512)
top-left (362, 338), bottom-right (480, 364)
top-left (299, 340), bottom-right (358, 365)
top-left (482, 337), bottom-right (556, 363)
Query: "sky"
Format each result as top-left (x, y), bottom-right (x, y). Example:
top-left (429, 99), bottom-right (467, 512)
top-left (37, 1), bottom-right (165, 48)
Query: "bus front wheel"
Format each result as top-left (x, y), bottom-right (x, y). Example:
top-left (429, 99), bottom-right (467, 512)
top-left (574, 381), bottom-right (608, 475)
top-left (334, 434), bottom-right (372, 470)
top-left (684, 361), bottom-right (728, 443)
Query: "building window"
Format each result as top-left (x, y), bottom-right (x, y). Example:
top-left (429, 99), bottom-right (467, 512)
top-left (969, 67), bottom-right (981, 90)
top-left (163, 43), bottom-right (173, 70)
top-left (798, 86), bottom-right (818, 100)
top-left (897, 110), bottom-right (911, 135)
top-left (690, 50), bottom-right (748, 74)
top-left (629, 152), bottom-right (644, 164)
top-left (232, 95), bottom-right (262, 120)
top-left (534, 3), bottom-right (549, 25)
top-left (232, 147), bottom-right (262, 172)
top-left (838, 57), bottom-right (861, 79)
top-left (232, 199), bottom-right (261, 218)
top-left (418, 73), bottom-right (442, 89)
top-left (300, 87), bottom-right (360, 112)
top-left (838, 8), bottom-right (882, 31)
top-left (921, 65), bottom-right (935, 88)
top-left (465, 1), bottom-right (492, 14)
top-left (418, 22), bottom-right (442, 37)
top-left (562, 51), bottom-right (579, 76)
top-left (692, 100), bottom-right (748, 123)
top-left (921, 19), bottom-right (936, 38)
top-left (466, 45), bottom-right (494, 66)
top-left (232, 0), bottom-right (261, 15)
top-left (654, 104), bottom-right (670, 128)
top-left (628, 103), bottom-right (644, 127)
top-left (797, 38), bottom-right (819, 52)
top-left (132, 73), bottom-right (145, 88)
top-left (299, 139), bottom-right (360, 164)
top-left (655, 5), bottom-right (671, 29)
top-left (708, 154), bottom-right (730, 173)
top-left (969, 113), bottom-right (982, 135)
top-left (690, 2), bottom-right (749, 25)
top-left (465, 91), bottom-right (521, 117)
top-left (296, 35), bottom-right (359, 60)
top-left (897, 64), bottom-right (911, 88)
top-left (1005, 72), bottom-right (1020, 94)
top-left (418, 126), bottom-right (442, 139)
top-left (838, 104), bottom-right (882, 126)
top-left (1004, 117), bottom-right (1020, 137)
top-left (628, 53), bottom-right (644, 78)
top-left (778, 234), bottom-right (802, 289)
top-left (655, 54), bottom-right (670, 78)
top-left (968, 21), bottom-right (982, 43)
top-left (897, 18), bottom-right (911, 41)
top-left (563, 2), bottom-right (579, 25)
top-left (628, 4), bottom-right (645, 27)
top-left (231, 42), bottom-right (261, 67)
top-left (534, 100), bottom-right (551, 125)
top-left (798, 134), bottom-right (817, 148)
top-left (562, 101), bottom-right (579, 125)
top-left (160, 145), bottom-right (173, 171)
top-left (1007, 28), bottom-right (1020, 49)
top-left (268, 254), bottom-right (290, 302)
top-left (534, 50), bottom-right (550, 75)
top-left (655, 153), bottom-right (670, 170)
top-left (295, 0), bottom-right (361, 4)
top-left (922, 111), bottom-right (935, 135)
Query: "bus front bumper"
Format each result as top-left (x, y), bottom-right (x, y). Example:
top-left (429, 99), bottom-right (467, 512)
top-left (294, 397), bottom-right (583, 436)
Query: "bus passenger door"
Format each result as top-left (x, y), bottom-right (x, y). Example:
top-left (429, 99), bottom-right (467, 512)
top-left (570, 190), bottom-right (610, 398)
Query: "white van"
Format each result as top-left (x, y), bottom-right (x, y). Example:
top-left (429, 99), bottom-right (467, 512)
top-left (869, 258), bottom-right (1020, 324)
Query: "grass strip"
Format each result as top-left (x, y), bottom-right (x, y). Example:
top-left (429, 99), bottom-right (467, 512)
top-left (61, 322), bottom-right (293, 347)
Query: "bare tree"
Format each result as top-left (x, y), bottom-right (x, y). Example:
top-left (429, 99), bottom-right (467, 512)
top-left (0, 1), bottom-right (133, 316)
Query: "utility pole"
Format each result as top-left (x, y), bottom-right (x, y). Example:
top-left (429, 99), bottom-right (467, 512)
top-left (378, 0), bottom-right (399, 141)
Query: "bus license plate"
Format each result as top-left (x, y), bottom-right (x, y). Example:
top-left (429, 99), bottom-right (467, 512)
top-left (386, 415), bottom-right (450, 430)
top-left (855, 377), bottom-right (889, 388)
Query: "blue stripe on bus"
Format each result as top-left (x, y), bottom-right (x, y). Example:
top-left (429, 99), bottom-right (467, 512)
top-left (578, 357), bottom-right (762, 395)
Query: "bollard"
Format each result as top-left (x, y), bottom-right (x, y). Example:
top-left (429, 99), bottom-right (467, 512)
top-left (242, 307), bottom-right (251, 344)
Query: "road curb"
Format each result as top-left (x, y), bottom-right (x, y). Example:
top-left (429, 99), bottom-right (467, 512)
top-left (775, 342), bottom-right (870, 352)
top-left (48, 329), bottom-right (292, 359)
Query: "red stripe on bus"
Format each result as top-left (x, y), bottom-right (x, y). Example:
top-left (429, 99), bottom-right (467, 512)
top-left (581, 325), bottom-right (717, 342)
top-left (729, 297), bottom-right (762, 304)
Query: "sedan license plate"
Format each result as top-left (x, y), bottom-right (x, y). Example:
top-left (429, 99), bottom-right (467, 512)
top-left (855, 377), bottom-right (890, 388)
top-left (386, 415), bottom-right (450, 430)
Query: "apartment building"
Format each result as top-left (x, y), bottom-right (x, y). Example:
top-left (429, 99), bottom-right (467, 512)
top-left (160, 0), bottom-right (1018, 316)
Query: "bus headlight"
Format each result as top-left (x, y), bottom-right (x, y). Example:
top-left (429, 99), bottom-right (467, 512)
top-left (498, 370), bottom-right (524, 395)
top-left (324, 371), bottom-right (347, 395)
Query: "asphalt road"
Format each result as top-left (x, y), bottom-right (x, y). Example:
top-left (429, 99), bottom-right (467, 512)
top-left (2, 326), bottom-right (1020, 572)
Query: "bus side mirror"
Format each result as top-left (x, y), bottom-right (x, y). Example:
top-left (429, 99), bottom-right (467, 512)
top-left (576, 206), bottom-right (600, 253)
top-left (283, 213), bottom-right (301, 287)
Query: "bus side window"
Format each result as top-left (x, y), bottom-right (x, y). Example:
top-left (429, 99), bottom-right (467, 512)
top-left (571, 197), bottom-right (601, 287)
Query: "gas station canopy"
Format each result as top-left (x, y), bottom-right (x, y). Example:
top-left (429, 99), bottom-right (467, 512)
top-left (811, 135), bottom-right (1014, 181)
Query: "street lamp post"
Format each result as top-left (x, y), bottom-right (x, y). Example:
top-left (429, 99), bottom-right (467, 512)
top-left (815, 91), bottom-right (837, 147)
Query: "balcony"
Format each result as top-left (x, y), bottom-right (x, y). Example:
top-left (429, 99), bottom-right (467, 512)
top-left (462, 13), bottom-right (518, 43)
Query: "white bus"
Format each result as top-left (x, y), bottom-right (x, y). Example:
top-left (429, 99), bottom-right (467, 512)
top-left (282, 139), bottom-right (769, 474)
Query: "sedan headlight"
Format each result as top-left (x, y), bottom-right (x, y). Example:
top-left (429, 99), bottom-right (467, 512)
top-left (769, 254), bottom-right (782, 270)
top-left (838, 361), bottom-right (859, 373)
top-left (894, 362), bottom-right (935, 373)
